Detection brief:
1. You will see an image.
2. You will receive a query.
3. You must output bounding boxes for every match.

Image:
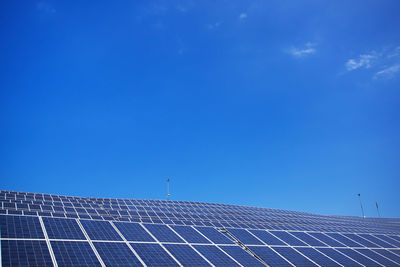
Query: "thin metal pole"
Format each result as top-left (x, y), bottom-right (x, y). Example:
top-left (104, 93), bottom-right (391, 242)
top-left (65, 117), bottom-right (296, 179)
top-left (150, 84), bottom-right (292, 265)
top-left (167, 178), bottom-right (170, 201)
top-left (376, 201), bottom-right (381, 218)
top-left (357, 194), bottom-right (365, 218)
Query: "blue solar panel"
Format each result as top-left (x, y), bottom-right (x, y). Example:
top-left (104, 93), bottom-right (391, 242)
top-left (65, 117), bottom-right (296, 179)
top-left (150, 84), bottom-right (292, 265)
top-left (130, 243), bottom-right (179, 266)
top-left (326, 233), bottom-right (362, 247)
top-left (113, 221), bottom-right (155, 242)
top-left (356, 248), bottom-right (398, 266)
top-left (270, 230), bottom-right (308, 246)
top-left (163, 244), bottom-right (210, 266)
top-left (273, 247), bottom-right (317, 266)
top-left (316, 247), bottom-right (363, 266)
top-left (250, 246), bottom-right (292, 266)
top-left (0, 215), bottom-right (44, 239)
top-left (379, 235), bottom-right (400, 247)
top-left (289, 231), bottom-right (327, 246)
top-left (219, 245), bottom-right (265, 266)
top-left (43, 217), bottom-right (85, 240)
top-left (308, 232), bottom-right (346, 247)
top-left (142, 223), bottom-right (185, 243)
top-left (93, 242), bottom-right (142, 267)
top-left (390, 249), bottom-right (400, 256)
top-left (195, 226), bottom-right (234, 244)
top-left (170, 225), bottom-right (211, 244)
top-left (296, 247), bottom-right (341, 267)
top-left (360, 234), bottom-right (396, 248)
top-left (342, 233), bottom-right (378, 247)
top-left (337, 248), bottom-right (381, 266)
top-left (1, 240), bottom-right (53, 267)
top-left (51, 241), bottom-right (101, 267)
top-left (372, 249), bottom-right (400, 265)
top-left (249, 229), bottom-right (286, 245)
top-left (193, 245), bottom-right (240, 266)
top-left (80, 220), bottom-right (122, 241)
top-left (226, 228), bottom-right (264, 245)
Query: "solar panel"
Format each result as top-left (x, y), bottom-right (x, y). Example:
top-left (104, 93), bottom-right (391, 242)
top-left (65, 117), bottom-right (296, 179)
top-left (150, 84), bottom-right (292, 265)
top-left (372, 249), bottom-right (400, 265)
top-left (163, 244), bottom-right (210, 266)
top-left (360, 234), bottom-right (396, 248)
top-left (142, 223), bottom-right (185, 243)
top-left (337, 248), bottom-right (381, 266)
top-left (226, 228), bottom-right (264, 245)
top-left (80, 219), bottom-right (123, 241)
top-left (113, 221), bottom-right (155, 242)
top-left (51, 241), bottom-right (102, 267)
top-left (325, 233), bottom-right (362, 247)
top-left (308, 232), bottom-right (346, 247)
top-left (250, 246), bottom-right (292, 266)
top-left (270, 230), bottom-right (308, 246)
top-left (130, 243), bottom-right (179, 266)
top-left (170, 225), bottom-right (211, 244)
top-left (219, 245), bottom-right (266, 266)
top-left (249, 229), bottom-right (286, 245)
top-left (289, 231), bottom-right (327, 246)
top-left (93, 242), bottom-right (143, 267)
top-left (195, 226), bottom-right (235, 244)
top-left (193, 245), bottom-right (240, 266)
top-left (355, 248), bottom-right (398, 266)
top-left (0, 215), bottom-right (44, 239)
top-left (272, 247), bottom-right (318, 266)
top-left (342, 233), bottom-right (378, 247)
top-left (1, 240), bottom-right (53, 267)
top-left (295, 247), bottom-right (341, 266)
top-left (42, 217), bottom-right (85, 240)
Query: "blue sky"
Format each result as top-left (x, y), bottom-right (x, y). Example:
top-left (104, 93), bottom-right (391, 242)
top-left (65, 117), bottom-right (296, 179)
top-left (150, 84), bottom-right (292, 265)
top-left (1, 1), bottom-right (400, 218)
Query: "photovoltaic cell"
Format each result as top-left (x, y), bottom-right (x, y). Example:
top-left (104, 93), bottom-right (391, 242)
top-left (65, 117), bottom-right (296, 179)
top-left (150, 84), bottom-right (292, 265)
top-left (296, 247), bottom-right (341, 267)
top-left (326, 233), bottom-right (362, 247)
top-left (337, 248), bottom-right (381, 266)
top-left (249, 229), bottom-right (286, 245)
top-left (0, 215), bottom-right (44, 239)
top-left (360, 234), bottom-right (396, 248)
top-left (273, 246), bottom-right (318, 266)
top-left (308, 232), bottom-right (346, 247)
top-left (289, 232), bottom-right (327, 246)
top-left (1, 240), bottom-right (53, 267)
top-left (80, 220), bottom-right (122, 241)
top-left (113, 222), bottom-right (155, 242)
top-left (51, 241), bottom-right (101, 267)
top-left (163, 244), bottom-right (210, 266)
top-left (142, 224), bottom-right (184, 243)
top-left (342, 233), bottom-right (378, 247)
top-left (316, 247), bottom-right (362, 266)
top-left (355, 248), bottom-right (398, 266)
top-left (250, 246), bottom-right (292, 266)
top-left (130, 243), bottom-right (179, 267)
top-left (372, 249), bottom-right (400, 265)
top-left (93, 242), bottom-right (142, 267)
top-left (43, 217), bottom-right (85, 240)
top-left (219, 245), bottom-right (265, 266)
top-left (195, 226), bottom-right (234, 244)
top-left (193, 245), bottom-right (240, 267)
top-left (270, 231), bottom-right (308, 246)
top-left (170, 225), bottom-right (211, 244)
top-left (226, 228), bottom-right (264, 245)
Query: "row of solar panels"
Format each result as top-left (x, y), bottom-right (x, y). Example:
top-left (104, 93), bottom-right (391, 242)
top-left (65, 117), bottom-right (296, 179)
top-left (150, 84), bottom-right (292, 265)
top-left (2, 215), bottom-right (400, 266)
top-left (1, 207), bottom-right (398, 236)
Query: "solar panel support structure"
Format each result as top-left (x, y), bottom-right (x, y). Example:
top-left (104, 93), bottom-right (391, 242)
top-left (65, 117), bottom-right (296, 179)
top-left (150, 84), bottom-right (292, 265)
top-left (219, 229), bottom-right (268, 266)
top-left (167, 178), bottom-right (171, 201)
top-left (357, 193), bottom-right (365, 218)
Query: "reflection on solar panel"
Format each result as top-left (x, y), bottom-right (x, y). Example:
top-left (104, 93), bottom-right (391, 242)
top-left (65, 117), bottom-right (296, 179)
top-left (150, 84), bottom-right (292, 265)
top-left (1, 189), bottom-right (400, 266)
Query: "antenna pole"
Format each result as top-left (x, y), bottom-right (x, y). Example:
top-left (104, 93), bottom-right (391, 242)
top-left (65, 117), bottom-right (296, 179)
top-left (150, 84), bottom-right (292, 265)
top-left (357, 194), bottom-right (365, 218)
top-left (376, 201), bottom-right (381, 218)
top-left (167, 178), bottom-right (170, 201)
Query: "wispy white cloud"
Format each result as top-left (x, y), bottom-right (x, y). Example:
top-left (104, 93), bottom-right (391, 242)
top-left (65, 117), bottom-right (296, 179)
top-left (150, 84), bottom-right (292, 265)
top-left (288, 42), bottom-right (317, 58)
top-left (239, 13), bottom-right (247, 20)
top-left (374, 64), bottom-right (400, 79)
top-left (345, 54), bottom-right (376, 71)
top-left (207, 22), bottom-right (222, 30)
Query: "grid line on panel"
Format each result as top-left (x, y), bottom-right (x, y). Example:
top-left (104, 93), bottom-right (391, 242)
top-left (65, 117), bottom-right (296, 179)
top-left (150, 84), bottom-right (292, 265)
top-left (38, 216), bottom-right (58, 267)
top-left (76, 219), bottom-right (106, 267)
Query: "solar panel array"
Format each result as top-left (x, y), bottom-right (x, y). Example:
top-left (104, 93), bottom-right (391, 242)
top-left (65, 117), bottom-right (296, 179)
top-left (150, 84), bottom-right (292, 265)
top-left (1, 190), bottom-right (400, 266)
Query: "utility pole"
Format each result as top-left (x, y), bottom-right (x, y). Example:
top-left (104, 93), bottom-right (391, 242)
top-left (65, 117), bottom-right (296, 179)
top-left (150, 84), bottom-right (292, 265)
top-left (357, 194), bottom-right (365, 218)
top-left (376, 201), bottom-right (381, 218)
top-left (167, 178), bottom-right (170, 201)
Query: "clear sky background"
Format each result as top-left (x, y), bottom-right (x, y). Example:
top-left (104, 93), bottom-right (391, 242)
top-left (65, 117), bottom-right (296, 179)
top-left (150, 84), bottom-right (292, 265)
top-left (1, 1), bottom-right (400, 218)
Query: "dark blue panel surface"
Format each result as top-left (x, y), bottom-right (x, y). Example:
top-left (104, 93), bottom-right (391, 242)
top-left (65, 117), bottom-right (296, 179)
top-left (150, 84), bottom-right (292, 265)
top-left (308, 232), bottom-right (346, 247)
top-left (372, 249), bottom-right (400, 265)
top-left (290, 232), bottom-right (327, 246)
top-left (142, 224), bottom-right (184, 243)
top-left (360, 234), bottom-right (395, 248)
top-left (273, 247), bottom-right (318, 266)
top-left (0, 215), bottom-right (44, 239)
top-left (43, 217), bottom-right (85, 240)
top-left (219, 245), bottom-right (265, 266)
top-left (326, 233), bottom-right (361, 247)
top-left (51, 241), bottom-right (101, 267)
top-left (164, 244), bottom-right (210, 266)
top-left (193, 245), bottom-right (240, 267)
top-left (337, 248), bottom-right (380, 266)
top-left (114, 222), bottom-right (155, 242)
top-left (250, 246), bottom-right (292, 266)
top-left (130, 243), bottom-right (179, 267)
top-left (94, 242), bottom-right (142, 267)
top-left (270, 231), bottom-right (308, 246)
top-left (296, 247), bottom-right (341, 267)
top-left (195, 226), bottom-right (234, 244)
top-left (316, 248), bottom-right (362, 266)
top-left (1, 240), bottom-right (53, 267)
top-left (249, 230), bottom-right (286, 245)
top-left (80, 220), bottom-right (122, 241)
top-left (170, 225), bottom-right (211, 244)
top-left (355, 248), bottom-right (398, 266)
top-left (226, 228), bottom-right (264, 245)
top-left (342, 233), bottom-right (378, 247)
